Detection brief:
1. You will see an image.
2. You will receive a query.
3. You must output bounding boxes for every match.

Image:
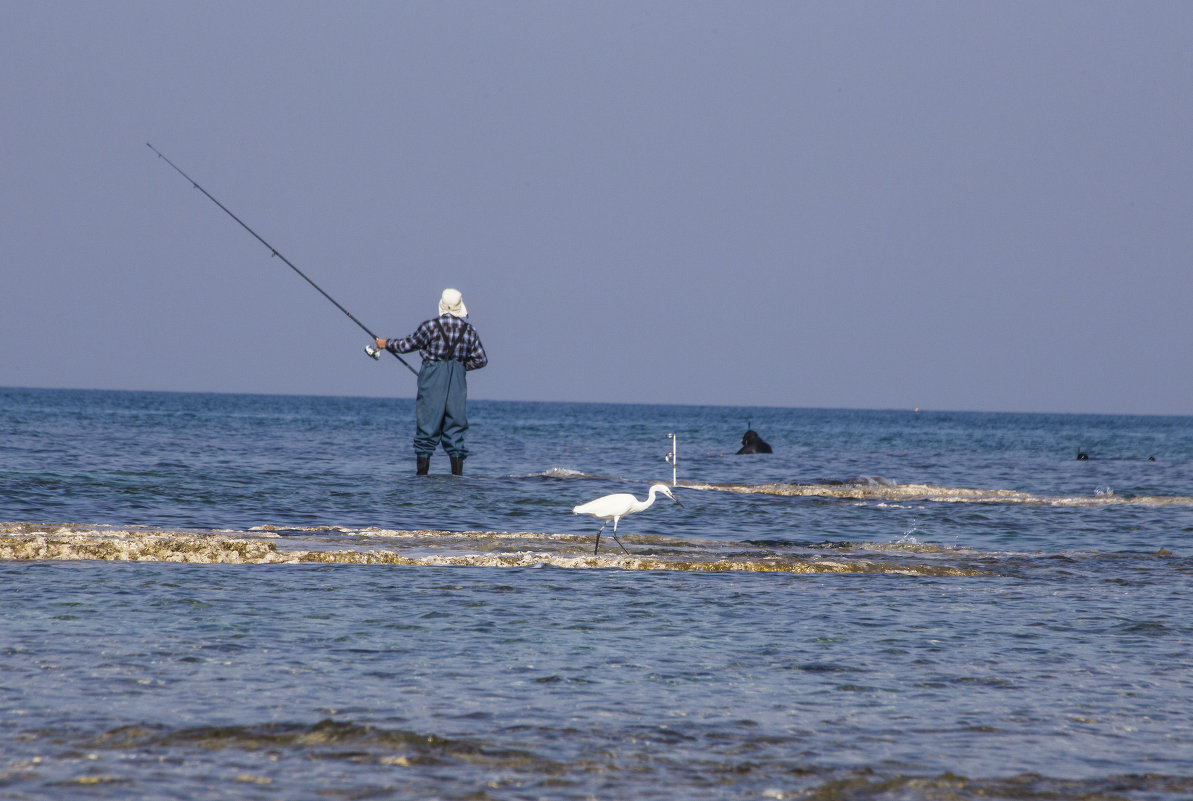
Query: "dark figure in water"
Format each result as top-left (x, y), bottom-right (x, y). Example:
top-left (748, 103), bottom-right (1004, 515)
top-left (1077, 450), bottom-right (1089, 461)
top-left (737, 430), bottom-right (773, 454)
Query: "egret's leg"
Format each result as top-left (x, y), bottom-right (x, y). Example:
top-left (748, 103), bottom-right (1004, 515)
top-left (592, 521), bottom-right (608, 555)
top-left (610, 518), bottom-right (631, 555)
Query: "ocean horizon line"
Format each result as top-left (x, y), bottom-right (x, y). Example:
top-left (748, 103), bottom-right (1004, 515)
top-left (2, 384), bottom-right (1187, 420)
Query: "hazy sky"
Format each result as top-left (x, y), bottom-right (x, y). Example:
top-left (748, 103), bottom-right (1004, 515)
top-left (3, 1), bottom-right (1190, 414)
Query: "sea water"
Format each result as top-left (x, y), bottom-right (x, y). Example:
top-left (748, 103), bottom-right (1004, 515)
top-left (2, 387), bottom-right (1192, 799)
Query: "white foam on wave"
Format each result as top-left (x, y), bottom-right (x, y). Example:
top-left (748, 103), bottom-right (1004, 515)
top-left (540, 467), bottom-right (586, 478)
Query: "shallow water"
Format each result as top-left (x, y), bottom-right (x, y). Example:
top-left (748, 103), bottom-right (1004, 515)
top-left (2, 388), bottom-right (1192, 799)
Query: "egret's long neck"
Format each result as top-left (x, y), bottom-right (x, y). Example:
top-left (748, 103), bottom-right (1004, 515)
top-left (638, 486), bottom-right (660, 512)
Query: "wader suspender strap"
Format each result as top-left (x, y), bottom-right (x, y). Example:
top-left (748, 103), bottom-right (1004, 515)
top-left (434, 318), bottom-right (466, 362)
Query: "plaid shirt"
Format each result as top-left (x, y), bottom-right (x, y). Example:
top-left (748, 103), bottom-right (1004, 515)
top-left (387, 314), bottom-right (488, 370)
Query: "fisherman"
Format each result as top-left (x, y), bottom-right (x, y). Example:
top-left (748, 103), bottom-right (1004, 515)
top-left (737, 429), bottom-right (773, 454)
top-left (375, 288), bottom-right (488, 476)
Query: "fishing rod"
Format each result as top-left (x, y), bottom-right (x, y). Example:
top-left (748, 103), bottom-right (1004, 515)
top-left (147, 143), bottom-right (418, 376)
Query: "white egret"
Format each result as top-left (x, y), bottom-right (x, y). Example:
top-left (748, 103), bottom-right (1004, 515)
top-left (572, 483), bottom-right (682, 555)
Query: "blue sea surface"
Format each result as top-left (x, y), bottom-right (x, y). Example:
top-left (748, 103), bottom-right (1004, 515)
top-left (2, 387), bottom-right (1192, 799)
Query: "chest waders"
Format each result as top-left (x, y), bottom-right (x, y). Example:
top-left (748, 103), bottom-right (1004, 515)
top-left (415, 320), bottom-right (471, 475)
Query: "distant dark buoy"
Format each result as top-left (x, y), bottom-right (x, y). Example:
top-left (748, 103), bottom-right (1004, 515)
top-left (737, 430), bottom-right (773, 454)
top-left (1076, 451), bottom-right (1089, 461)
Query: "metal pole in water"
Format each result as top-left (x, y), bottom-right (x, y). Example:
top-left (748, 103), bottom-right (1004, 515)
top-left (665, 433), bottom-right (677, 486)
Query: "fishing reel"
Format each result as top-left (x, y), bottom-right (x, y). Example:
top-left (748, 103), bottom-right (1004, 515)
top-left (363, 340), bottom-right (417, 374)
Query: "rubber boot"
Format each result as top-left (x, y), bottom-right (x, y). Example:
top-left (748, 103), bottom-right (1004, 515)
top-left (416, 456), bottom-right (430, 476)
top-left (450, 455), bottom-right (465, 476)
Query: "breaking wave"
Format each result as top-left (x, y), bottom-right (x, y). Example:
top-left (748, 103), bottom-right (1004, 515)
top-left (0, 522), bottom-right (981, 576)
top-left (681, 478), bottom-right (1193, 507)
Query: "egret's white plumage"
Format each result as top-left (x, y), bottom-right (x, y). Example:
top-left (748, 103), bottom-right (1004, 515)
top-left (572, 483), bottom-right (682, 555)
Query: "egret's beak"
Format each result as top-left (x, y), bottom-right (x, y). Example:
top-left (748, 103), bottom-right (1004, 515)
top-left (672, 495), bottom-right (683, 508)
